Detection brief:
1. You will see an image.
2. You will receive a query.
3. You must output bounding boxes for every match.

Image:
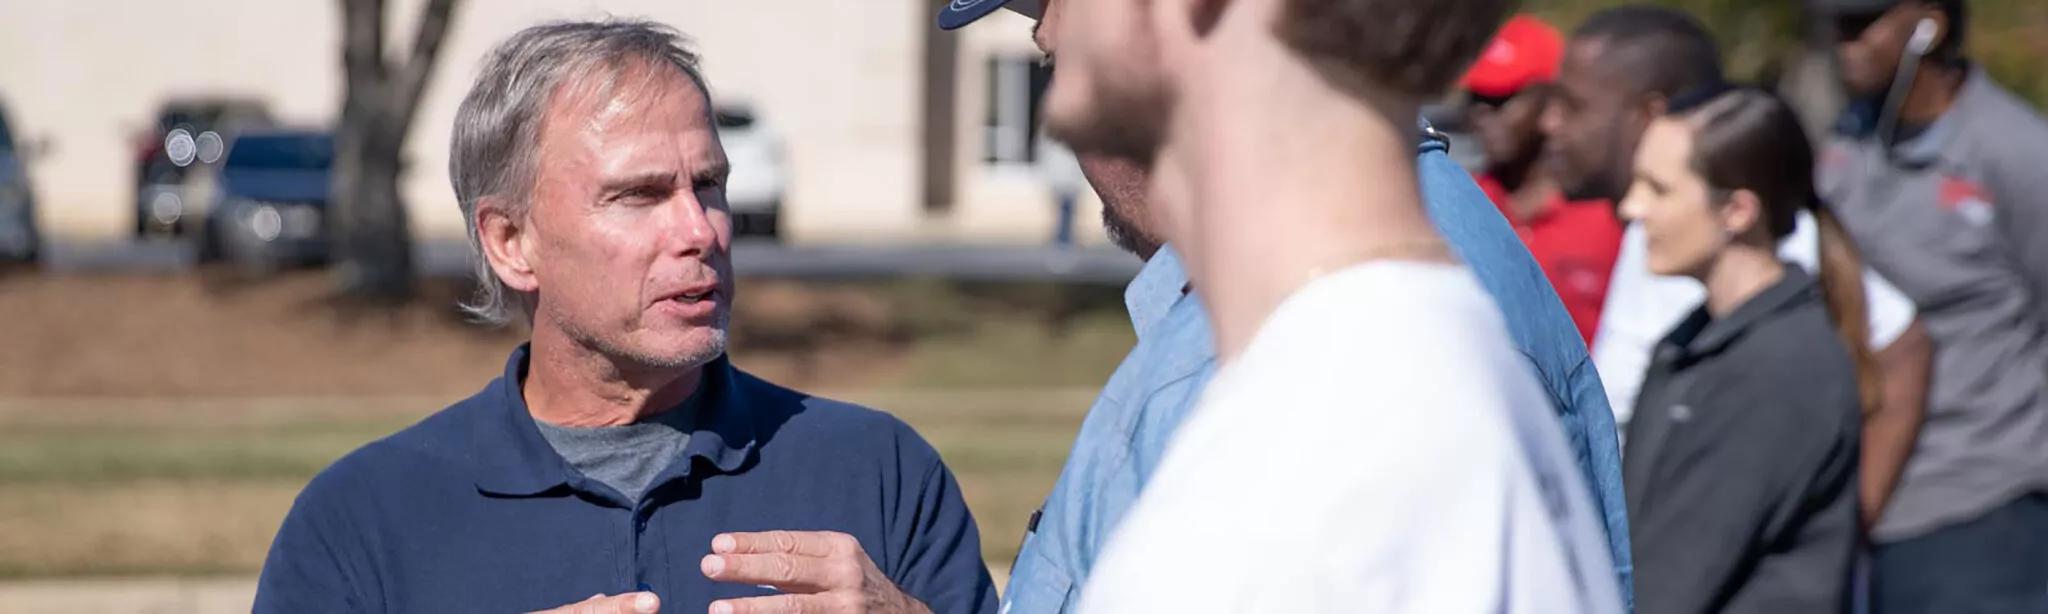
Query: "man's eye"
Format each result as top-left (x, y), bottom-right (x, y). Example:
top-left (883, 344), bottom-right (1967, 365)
top-left (615, 186), bottom-right (669, 205)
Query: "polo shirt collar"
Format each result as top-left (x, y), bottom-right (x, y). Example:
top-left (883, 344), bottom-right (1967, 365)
top-left (472, 344), bottom-right (760, 496)
top-left (1659, 267), bottom-right (1818, 360)
top-left (1882, 68), bottom-right (1989, 168)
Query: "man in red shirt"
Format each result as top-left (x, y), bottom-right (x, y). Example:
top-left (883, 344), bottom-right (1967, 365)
top-left (1463, 15), bottom-right (1624, 346)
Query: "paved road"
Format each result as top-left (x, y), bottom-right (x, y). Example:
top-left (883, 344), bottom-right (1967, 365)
top-left (37, 238), bottom-right (1144, 283)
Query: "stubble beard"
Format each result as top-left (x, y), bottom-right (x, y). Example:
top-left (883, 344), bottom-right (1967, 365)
top-left (547, 303), bottom-right (731, 372)
top-left (1049, 75), bottom-right (1171, 257)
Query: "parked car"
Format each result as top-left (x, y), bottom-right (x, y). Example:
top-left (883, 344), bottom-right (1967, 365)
top-left (201, 130), bottom-right (332, 270)
top-left (0, 99), bottom-right (41, 263)
top-left (133, 97), bottom-right (275, 239)
top-left (715, 104), bottom-right (785, 239)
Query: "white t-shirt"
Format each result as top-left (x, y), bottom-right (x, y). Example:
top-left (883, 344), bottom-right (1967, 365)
top-left (1592, 213), bottom-right (1917, 429)
top-left (1076, 262), bottom-right (1623, 614)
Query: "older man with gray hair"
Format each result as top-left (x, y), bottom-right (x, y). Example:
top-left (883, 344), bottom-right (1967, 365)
top-left (254, 19), bottom-right (995, 614)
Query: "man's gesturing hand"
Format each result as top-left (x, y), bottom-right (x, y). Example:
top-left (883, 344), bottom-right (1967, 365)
top-left (526, 592), bottom-right (660, 614)
top-left (701, 531), bottom-right (932, 614)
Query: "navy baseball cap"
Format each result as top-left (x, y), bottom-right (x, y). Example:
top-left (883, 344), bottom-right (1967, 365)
top-left (936, 0), bottom-right (1043, 30)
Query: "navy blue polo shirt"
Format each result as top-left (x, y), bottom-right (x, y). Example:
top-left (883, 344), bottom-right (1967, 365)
top-left (254, 346), bottom-right (997, 613)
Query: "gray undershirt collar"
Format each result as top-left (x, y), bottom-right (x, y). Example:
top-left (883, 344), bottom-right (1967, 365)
top-left (534, 389), bottom-right (702, 502)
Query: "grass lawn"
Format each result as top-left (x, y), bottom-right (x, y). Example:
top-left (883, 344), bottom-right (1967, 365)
top-left (0, 275), bottom-right (1135, 578)
top-left (0, 390), bottom-right (1092, 579)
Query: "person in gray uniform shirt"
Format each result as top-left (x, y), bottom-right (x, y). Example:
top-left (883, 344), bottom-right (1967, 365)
top-left (1823, 0), bottom-right (2048, 611)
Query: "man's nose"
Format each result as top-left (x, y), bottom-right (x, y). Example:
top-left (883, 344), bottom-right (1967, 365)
top-left (661, 195), bottom-right (717, 258)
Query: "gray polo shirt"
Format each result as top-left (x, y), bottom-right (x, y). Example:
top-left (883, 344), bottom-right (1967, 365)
top-left (1820, 68), bottom-right (2048, 542)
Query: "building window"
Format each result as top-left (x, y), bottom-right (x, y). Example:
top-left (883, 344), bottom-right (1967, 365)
top-left (982, 55), bottom-right (1051, 165)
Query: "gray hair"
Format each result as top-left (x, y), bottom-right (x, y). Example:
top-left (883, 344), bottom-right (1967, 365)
top-left (449, 18), bottom-right (711, 325)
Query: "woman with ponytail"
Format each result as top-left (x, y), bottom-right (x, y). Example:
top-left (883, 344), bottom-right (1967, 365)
top-left (1617, 87), bottom-right (1867, 614)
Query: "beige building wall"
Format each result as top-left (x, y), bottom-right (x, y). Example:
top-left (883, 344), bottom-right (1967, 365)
top-left (0, 0), bottom-right (1097, 245)
top-left (0, 0), bottom-right (343, 239)
top-left (945, 12), bottom-right (1109, 246)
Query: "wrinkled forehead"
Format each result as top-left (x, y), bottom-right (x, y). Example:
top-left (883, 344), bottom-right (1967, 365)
top-left (542, 59), bottom-right (713, 140)
top-left (564, 58), bottom-right (708, 114)
top-left (527, 59), bottom-right (724, 188)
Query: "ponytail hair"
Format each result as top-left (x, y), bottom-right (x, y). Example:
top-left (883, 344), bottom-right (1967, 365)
top-left (1676, 88), bottom-right (1883, 416)
top-left (1813, 199), bottom-right (1882, 417)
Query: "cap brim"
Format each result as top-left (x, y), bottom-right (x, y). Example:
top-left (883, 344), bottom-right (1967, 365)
top-left (936, 0), bottom-right (1042, 30)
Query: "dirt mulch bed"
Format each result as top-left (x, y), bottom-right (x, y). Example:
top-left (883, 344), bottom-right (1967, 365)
top-left (0, 270), bottom-right (914, 398)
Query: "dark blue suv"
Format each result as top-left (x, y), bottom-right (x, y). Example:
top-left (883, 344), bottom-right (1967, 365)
top-left (202, 130), bottom-right (333, 268)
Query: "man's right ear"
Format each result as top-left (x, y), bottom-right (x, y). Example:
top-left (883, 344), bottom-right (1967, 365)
top-left (476, 197), bottom-right (541, 293)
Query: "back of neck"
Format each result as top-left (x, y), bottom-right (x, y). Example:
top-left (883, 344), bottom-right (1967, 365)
top-left (1183, 87), bottom-right (1439, 361)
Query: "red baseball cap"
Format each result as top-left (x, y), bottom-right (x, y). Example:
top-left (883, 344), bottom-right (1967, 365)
top-left (1460, 15), bottom-right (1566, 98)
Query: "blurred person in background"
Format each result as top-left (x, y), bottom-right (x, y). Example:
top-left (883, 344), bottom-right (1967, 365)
top-left (1027, 0), bottom-right (1622, 609)
top-left (937, 1), bottom-right (1633, 611)
top-left (1462, 14), bottom-right (1625, 346)
top-left (1034, 130), bottom-right (1088, 246)
top-left (254, 20), bottom-right (995, 614)
top-left (1545, 7), bottom-right (1930, 532)
top-left (1823, 0), bottom-right (2048, 611)
top-left (1619, 87), bottom-right (1866, 614)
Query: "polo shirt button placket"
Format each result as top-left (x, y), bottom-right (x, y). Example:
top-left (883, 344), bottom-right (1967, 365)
top-left (628, 504), bottom-right (653, 596)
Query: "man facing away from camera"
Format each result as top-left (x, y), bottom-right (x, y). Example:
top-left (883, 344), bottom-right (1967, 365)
top-left (936, 1), bottom-right (1631, 612)
top-left (1026, 0), bottom-right (1623, 610)
top-left (254, 20), bottom-right (995, 614)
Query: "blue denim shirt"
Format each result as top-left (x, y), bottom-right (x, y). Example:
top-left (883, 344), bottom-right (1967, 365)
top-left (999, 125), bottom-right (1633, 613)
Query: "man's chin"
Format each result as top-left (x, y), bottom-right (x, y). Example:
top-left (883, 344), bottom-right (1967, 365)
top-left (616, 328), bottom-right (729, 371)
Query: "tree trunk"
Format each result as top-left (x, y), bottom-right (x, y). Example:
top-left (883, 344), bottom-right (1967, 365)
top-left (329, 0), bottom-right (455, 302)
top-left (332, 120), bottom-right (414, 300)
top-left (1778, 0), bottom-right (1848, 145)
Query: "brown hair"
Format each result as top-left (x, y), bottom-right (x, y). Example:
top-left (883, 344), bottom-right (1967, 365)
top-left (1273, 0), bottom-right (1516, 100)
top-left (1676, 88), bottom-right (1881, 415)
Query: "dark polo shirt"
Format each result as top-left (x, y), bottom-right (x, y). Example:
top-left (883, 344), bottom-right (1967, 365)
top-left (254, 346), bottom-right (997, 613)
